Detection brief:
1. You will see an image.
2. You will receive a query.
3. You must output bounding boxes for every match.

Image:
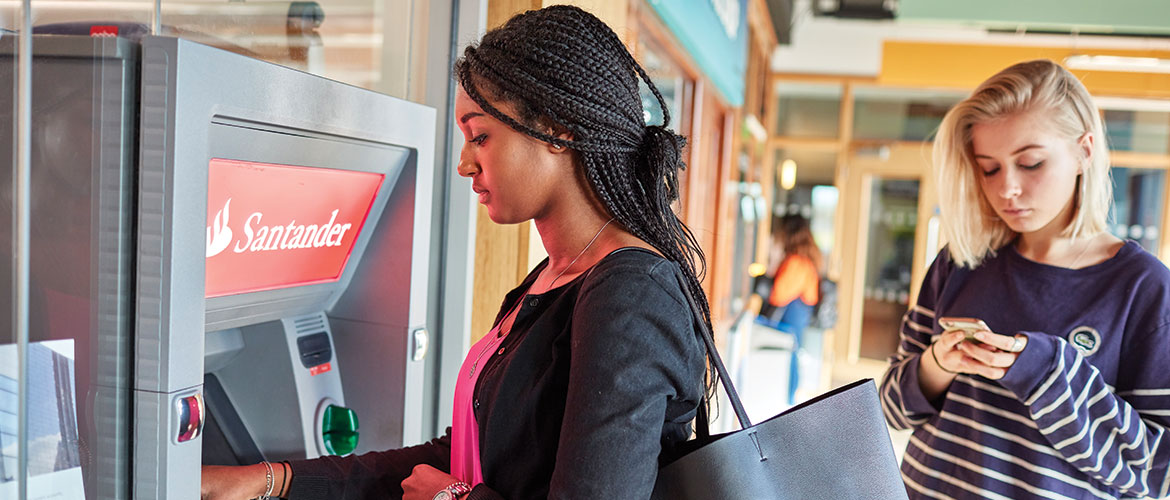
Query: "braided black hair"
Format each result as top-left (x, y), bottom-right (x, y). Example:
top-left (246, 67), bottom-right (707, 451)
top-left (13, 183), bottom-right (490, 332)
top-left (454, 5), bottom-right (717, 405)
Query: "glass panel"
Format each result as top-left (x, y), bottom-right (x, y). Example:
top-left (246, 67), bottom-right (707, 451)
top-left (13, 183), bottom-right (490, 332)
top-left (853, 87), bottom-right (965, 142)
top-left (727, 152), bottom-right (762, 315)
top-left (1110, 167), bottom-right (1164, 255)
top-left (16, 0), bottom-right (154, 33)
top-left (1, 33), bottom-right (135, 499)
top-left (774, 148), bottom-right (836, 188)
top-left (1104, 109), bottom-right (1170, 154)
top-left (860, 178), bottom-right (919, 361)
top-left (769, 185), bottom-right (837, 273)
top-left (638, 36), bottom-right (686, 128)
top-left (24, 0), bottom-right (411, 93)
top-left (774, 82), bottom-right (841, 138)
top-left (810, 186), bottom-right (839, 262)
top-left (1, 9), bottom-right (20, 495)
top-left (13, 0), bottom-right (404, 92)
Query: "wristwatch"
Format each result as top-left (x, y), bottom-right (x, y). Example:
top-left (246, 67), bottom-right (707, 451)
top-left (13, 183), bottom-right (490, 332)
top-left (431, 482), bottom-right (473, 500)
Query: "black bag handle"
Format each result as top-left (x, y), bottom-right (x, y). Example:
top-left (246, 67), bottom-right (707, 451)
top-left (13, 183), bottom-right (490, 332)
top-left (674, 268), bottom-right (752, 435)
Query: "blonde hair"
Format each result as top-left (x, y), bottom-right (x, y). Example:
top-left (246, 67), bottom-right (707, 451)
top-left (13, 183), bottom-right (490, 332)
top-left (934, 59), bottom-right (1112, 268)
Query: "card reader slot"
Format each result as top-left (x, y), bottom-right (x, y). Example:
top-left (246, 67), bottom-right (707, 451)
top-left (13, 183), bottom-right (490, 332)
top-left (296, 331), bottom-right (332, 368)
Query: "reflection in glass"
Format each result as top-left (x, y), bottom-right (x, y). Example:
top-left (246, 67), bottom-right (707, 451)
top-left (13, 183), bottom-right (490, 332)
top-left (773, 149), bottom-right (836, 187)
top-left (770, 185), bottom-right (837, 278)
top-left (1110, 167), bottom-right (1164, 254)
top-left (860, 179), bottom-right (919, 360)
top-left (728, 152), bottom-right (763, 314)
top-left (637, 37), bottom-right (684, 128)
top-left (8, 0), bottom-right (402, 92)
top-left (774, 82), bottom-right (840, 138)
top-left (852, 87), bottom-right (964, 142)
top-left (1104, 110), bottom-right (1170, 154)
top-left (1, 10), bottom-right (16, 493)
top-left (810, 186), bottom-right (838, 261)
top-left (1, 36), bottom-right (135, 499)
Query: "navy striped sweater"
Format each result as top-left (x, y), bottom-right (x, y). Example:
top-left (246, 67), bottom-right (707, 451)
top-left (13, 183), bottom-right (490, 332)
top-left (881, 241), bottom-right (1170, 499)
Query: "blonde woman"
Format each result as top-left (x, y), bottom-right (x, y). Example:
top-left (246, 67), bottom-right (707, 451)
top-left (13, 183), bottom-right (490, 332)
top-left (880, 59), bottom-right (1170, 499)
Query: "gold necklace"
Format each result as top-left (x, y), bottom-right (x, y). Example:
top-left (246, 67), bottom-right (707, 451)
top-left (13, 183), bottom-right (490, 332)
top-left (466, 217), bottom-right (615, 379)
top-left (1067, 234), bottom-right (1095, 269)
top-left (544, 217), bottom-right (614, 292)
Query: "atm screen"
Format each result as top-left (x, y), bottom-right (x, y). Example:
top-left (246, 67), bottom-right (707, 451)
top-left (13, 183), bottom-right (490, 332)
top-left (201, 120), bottom-right (411, 330)
top-left (205, 158), bottom-right (384, 298)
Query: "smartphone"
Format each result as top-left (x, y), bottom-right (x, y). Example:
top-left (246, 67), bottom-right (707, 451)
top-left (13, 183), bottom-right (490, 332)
top-left (938, 317), bottom-right (990, 343)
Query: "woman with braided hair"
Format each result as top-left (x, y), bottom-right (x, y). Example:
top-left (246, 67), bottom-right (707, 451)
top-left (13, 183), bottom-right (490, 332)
top-left (202, 5), bottom-right (713, 500)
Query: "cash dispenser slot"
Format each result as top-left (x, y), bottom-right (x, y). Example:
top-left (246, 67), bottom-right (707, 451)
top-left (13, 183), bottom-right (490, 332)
top-left (202, 374), bottom-right (265, 466)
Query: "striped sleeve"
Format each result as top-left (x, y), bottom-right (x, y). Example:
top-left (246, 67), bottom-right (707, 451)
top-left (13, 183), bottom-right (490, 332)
top-left (999, 323), bottom-right (1170, 498)
top-left (880, 249), bottom-right (954, 431)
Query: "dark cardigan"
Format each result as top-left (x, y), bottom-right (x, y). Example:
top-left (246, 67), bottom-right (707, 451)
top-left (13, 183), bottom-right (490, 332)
top-left (287, 248), bottom-right (706, 499)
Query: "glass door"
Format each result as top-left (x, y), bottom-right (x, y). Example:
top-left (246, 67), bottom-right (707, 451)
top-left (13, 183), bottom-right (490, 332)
top-left (859, 179), bottom-right (920, 360)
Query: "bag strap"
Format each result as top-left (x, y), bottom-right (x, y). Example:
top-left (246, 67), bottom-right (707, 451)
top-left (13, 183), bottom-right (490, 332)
top-left (673, 267), bottom-right (752, 435)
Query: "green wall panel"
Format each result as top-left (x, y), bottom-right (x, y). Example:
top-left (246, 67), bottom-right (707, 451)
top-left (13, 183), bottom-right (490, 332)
top-left (899, 0), bottom-right (1170, 35)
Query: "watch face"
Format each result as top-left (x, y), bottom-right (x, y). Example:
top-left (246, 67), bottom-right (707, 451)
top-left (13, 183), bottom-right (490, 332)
top-left (431, 492), bottom-right (455, 500)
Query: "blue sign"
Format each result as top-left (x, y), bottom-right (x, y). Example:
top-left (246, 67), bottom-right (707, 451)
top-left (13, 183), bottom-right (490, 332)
top-left (648, 0), bottom-right (748, 107)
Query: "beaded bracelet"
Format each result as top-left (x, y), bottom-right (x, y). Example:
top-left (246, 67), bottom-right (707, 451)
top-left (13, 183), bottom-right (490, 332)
top-left (261, 460), bottom-right (275, 498)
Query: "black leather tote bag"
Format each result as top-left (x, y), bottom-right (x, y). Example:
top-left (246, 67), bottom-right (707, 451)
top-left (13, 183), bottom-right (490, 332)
top-left (653, 271), bottom-right (909, 500)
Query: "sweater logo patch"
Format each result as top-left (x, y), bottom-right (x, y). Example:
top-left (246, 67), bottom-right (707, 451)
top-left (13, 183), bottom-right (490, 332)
top-left (1068, 326), bottom-right (1101, 356)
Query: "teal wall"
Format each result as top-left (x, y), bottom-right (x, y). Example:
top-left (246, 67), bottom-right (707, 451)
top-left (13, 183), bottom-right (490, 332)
top-left (648, 0), bottom-right (748, 107)
top-left (900, 0), bottom-right (1170, 35)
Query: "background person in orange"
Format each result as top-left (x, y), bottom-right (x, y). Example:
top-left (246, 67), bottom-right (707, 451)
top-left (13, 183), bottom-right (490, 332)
top-left (757, 213), bottom-right (821, 405)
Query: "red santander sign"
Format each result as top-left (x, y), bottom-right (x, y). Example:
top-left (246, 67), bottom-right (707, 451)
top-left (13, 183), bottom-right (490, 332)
top-left (205, 158), bottom-right (384, 298)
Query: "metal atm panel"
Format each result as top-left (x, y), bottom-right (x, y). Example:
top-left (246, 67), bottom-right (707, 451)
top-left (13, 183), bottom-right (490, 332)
top-left (133, 36), bottom-right (435, 499)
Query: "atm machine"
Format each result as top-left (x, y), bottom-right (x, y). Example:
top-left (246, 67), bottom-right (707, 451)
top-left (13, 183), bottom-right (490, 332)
top-left (2, 34), bottom-right (436, 500)
top-left (135, 36), bottom-right (436, 498)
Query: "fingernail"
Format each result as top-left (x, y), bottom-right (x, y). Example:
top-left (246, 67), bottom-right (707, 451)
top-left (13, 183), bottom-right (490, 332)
top-left (974, 332), bottom-right (986, 341)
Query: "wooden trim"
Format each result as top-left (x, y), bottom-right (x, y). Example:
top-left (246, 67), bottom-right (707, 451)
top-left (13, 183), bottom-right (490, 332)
top-left (767, 137), bottom-right (841, 151)
top-left (844, 172), bottom-right (873, 365)
top-left (685, 78), bottom-right (707, 223)
top-left (712, 105), bottom-right (738, 323)
top-left (828, 82), bottom-right (855, 281)
top-left (748, 0), bottom-right (778, 50)
top-left (1112, 151), bottom-right (1170, 170)
top-left (488, 0), bottom-right (540, 29)
top-left (849, 139), bottom-right (933, 152)
top-left (770, 73), bottom-right (878, 86)
top-left (1162, 171), bottom-right (1170, 263)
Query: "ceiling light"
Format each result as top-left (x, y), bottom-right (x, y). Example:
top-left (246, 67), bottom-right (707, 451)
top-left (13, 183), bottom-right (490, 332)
top-left (780, 159), bottom-right (797, 190)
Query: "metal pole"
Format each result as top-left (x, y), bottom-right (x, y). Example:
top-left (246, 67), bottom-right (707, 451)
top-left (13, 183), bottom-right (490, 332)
top-left (15, 0), bottom-right (33, 497)
top-left (152, 0), bottom-right (162, 33)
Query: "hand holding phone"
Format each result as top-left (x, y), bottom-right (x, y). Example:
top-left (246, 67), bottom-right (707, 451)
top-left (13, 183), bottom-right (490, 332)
top-left (938, 317), bottom-right (990, 343)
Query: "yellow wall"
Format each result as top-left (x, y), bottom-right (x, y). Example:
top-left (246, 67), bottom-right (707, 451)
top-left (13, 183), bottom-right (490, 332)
top-left (882, 41), bottom-right (1170, 98)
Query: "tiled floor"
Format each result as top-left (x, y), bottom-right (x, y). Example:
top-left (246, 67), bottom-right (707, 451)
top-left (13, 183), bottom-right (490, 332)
top-left (734, 322), bottom-right (825, 422)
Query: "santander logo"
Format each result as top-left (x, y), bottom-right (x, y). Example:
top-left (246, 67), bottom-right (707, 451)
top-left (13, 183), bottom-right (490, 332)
top-left (204, 158), bottom-right (383, 298)
top-left (205, 198), bottom-right (354, 259)
top-left (207, 199), bottom-right (234, 257)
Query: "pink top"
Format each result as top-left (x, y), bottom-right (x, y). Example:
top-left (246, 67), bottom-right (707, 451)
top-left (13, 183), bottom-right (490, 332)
top-left (451, 325), bottom-right (503, 486)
